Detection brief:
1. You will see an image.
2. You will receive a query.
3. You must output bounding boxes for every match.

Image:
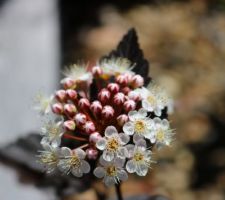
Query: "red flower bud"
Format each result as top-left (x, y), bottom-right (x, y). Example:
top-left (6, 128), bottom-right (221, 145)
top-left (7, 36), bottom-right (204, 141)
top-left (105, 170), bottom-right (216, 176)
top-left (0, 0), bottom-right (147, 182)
top-left (124, 100), bottom-right (136, 112)
top-left (116, 74), bottom-right (128, 86)
top-left (113, 92), bottom-right (125, 105)
top-left (124, 73), bottom-right (134, 84)
top-left (83, 121), bottom-right (96, 134)
top-left (101, 105), bottom-right (114, 119)
top-left (90, 100), bottom-right (102, 115)
top-left (92, 66), bottom-right (103, 76)
top-left (61, 78), bottom-right (76, 90)
top-left (128, 91), bottom-right (141, 101)
top-left (63, 120), bottom-right (76, 131)
top-left (89, 132), bottom-right (102, 143)
top-left (55, 90), bottom-right (67, 102)
top-left (86, 148), bottom-right (98, 160)
top-left (107, 83), bottom-right (120, 94)
top-left (64, 104), bottom-right (77, 117)
top-left (117, 114), bottom-right (129, 126)
top-left (66, 89), bottom-right (77, 100)
top-left (75, 113), bottom-right (87, 125)
top-left (131, 75), bottom-right (144, 88)
top-left (78, 98), bottom-right (90, 109)
top-left (121, 86), bottom-right (131, 95)
top-left (98, 89), bottom-right (111, 104)
top-left (52, 103), bottom-right (64, 115)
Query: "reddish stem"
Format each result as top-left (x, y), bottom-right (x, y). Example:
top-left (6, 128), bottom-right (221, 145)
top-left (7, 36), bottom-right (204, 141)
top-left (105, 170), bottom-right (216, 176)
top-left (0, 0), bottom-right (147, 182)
top-left (63, 133), bottom-right (87, 142)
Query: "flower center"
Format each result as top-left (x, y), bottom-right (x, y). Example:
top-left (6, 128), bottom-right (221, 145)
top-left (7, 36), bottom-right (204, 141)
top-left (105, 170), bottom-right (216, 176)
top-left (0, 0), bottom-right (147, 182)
top-left (156, 129), bottom-right (165, 141)
top-left (106, 166), bottom-right (117, 176)
top-left (134, 120), bottom-right (145, 133)
top-left (107, 138), bottom-right (119, 151)
top-left (147, 95), bottom-right (156, 106)
top-left (69, 155), bottom-right (81, 168)
top-left (134, 152), bottom-right (144, 162)
top-left (40, 152), bottom-right (58, 165)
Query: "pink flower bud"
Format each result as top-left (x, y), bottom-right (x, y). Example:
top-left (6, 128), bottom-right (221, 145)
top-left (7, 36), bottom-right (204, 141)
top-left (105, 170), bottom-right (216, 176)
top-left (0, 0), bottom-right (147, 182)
top-left (92, 66), bottom-right (102, 76)
top-left (113, 92), bottom-right (125, 105)
top-left (116, 74), bottom-right (128, 86)
top-left (101, 105), bottom-right (114, 119)
top-left (86, 148), bottom-right (98, 160)
top-left (117, 114), bottom-right (129, 126)
top-left (64, 104), bottom-right (77, 117)
top-left (61, 78), bottom-right (76, 89)
top-left (55, 90), bottom-right (67, 102)
top-left (66, 89), bottom-right (77, 100)
top-left (78, 98), bottom-right (90, 109)
top-left (83, 121), bottom-right (96, 134)
top-left (124, 100), bottom-right (136, 112)
top-left (89, 132), bottom-right (102, 143)
top-left (75, 113), bottom-right (87, 125)
top-left (98, 89), bottom-right (111, 104)
top-left (63, 120), bottom-right (76, 131)
top-left (121, 86), bottom-right (131, 95)
top-left (124, 73), bottom-right (134, 84)
top-left (128, 91), bottom-right (141, 101)
top-left (90, 100), bottom-right (102, 114)
top-left (52, 103), bottom-right (64, 115)
top-left (131, 75), bottom-right (144, 88)
top-left (107, 83), bottom-right (120, 94)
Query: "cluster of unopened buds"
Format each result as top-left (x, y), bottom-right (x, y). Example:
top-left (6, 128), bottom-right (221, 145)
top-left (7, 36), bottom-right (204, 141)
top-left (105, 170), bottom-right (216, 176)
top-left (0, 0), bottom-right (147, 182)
top-left (35, 57), bottom-right (174, 187)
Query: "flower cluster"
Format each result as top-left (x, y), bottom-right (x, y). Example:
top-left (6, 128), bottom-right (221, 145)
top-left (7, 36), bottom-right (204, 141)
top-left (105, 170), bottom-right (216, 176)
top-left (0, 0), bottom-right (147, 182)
top-left (35, 57), bottom-right (174, 186)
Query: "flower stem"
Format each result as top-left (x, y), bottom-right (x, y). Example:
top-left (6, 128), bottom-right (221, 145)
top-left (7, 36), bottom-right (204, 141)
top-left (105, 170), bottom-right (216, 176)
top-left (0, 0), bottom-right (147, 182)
top-left (115, 183), bottom-right (123, 200)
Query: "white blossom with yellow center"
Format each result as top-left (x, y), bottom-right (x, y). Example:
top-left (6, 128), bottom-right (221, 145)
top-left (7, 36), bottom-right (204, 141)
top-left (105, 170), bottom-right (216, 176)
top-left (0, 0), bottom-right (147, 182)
top-left (123, 109), bottom-right (153, 141)
top-left (96, 126), bottom-right (130, 162)
top-left (58, 147), bottom-right (90, 177)
top-left (94, 156), bottom-right (128, 187)
top-left (33, 92), bottom-right (53, 115)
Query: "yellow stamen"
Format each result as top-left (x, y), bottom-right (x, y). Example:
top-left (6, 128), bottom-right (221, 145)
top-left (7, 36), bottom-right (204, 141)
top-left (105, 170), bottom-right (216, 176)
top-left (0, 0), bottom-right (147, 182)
top-left (106, 166), bottom-right (117, 176)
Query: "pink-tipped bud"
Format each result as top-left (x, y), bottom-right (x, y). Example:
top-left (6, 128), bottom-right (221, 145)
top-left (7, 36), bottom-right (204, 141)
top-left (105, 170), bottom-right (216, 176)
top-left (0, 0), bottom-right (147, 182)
top-left (61, 78), bottom-right (76, 90)
top-left (124, 100), bottom-right (136, 112)
top-left (128, 91), bottom-right (141, 101)
top-left (124, 73), bottom-right (134, 84)
top-left (64, 104), bottom-right (77, 117)
top-left (66, 89), bottom-right (77, 100)
top-left (117, 114), bottom-right (129, 126)
top-left (75, 113), bottom-right (87, 125)
top-left (89, 132), bottom-right (102, 143)
top-left (98, 89), bottom-right (111, 104)
top-left (131, 75), bottom-right (144, 88)
top-left (86, 148), bottom-right (98, 160)
top-left (121, 86), bottom-right (131, 95)
top-left (116, 74), bottom-right (128, 86)
top-left (113, 92), bottom-right (125, 105)
top-left (78, 98), bottom-right (90, 110)
top-left (107, 83), bottom-right (120, 94)
top-left (92, 66), bottom-right (103, 76)
top-left (101, 105), bottom-right (114, 119)
top-left (52, 103), bottom-right (64, 115)
top-left (63, 120), bottom-right (76, 131)
top-left (55, 90), bottom-right (67, 102)
top-left (83, 121), bottom-right (96, 134)
top-left (90, 100), bottom-right (102, 115)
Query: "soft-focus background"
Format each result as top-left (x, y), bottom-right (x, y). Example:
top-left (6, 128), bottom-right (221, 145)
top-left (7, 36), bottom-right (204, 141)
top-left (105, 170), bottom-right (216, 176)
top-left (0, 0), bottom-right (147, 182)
top-left (0, 0), bottom-right (225, 200)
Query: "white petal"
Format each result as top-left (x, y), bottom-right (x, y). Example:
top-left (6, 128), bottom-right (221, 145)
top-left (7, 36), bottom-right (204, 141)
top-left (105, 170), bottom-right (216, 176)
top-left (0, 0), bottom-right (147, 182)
top-left (117, 170), bottom-right (128, 181)
top-left (51, 137), bottom-right (61, 148)
top-left (153, 117), bottom-right (161, 125)
top-left (72, 168), bottom-right (83, 177)
top-left (133, 134), bottom-right (144, 144)
top-left (81, 160), bottom-right (90, 173)
top-left (119, 133), bottom-right (130, 144)
top-left (57, 159), bottom-right (70, 173)
top-left (103, 150), bottom-right (114, 162)
top-left (105, 126), bottom-right (118, 137)
top-left (99, 155), bottom-right (110, 166)
top-left (162, 119), bottom-right (169, 129)
top-left (138, 108), bottom-right (147, 118)
top-left (136, 164), bottom-right (148, 176)
top-left (117, 147), bottom-right (128, 158)
top-left (154, 108), bottom-right (162, 117)
top-left (104, 176), bottom-right (115, 187)
top-left (142, 100), bottom-right (153, 112)
top-left (60, 147), bottom-right (72, 156)
top-left (135, 139), bottom-right (147, 148)
top-left (96, 138), bottom-right (107, 150)
top-left (146, 119), bottom-right (154, 129)
top-left (42, 143), bottom-right (52, 151)
top-left (114, 157), bottom-right (125, 168)
top-left (123, 122), bottom-right (134, 135)
top-left (75, 148), bottom-right (86, 159)
top-left (126, 160), bottom-right (136, 173)
top-left (41, 137), bottom-right (49, 146)
top-left (128, 110), bottom-right (138, 121)
top-left (94, 167), bottom-right (105, 178)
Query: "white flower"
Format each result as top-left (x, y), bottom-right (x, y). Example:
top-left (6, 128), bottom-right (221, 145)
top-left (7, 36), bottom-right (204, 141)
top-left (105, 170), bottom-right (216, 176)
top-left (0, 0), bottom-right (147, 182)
top-left (100, 58), bottom-right (134, 76)
top-left (126, 139), bottom-right (152, 176)
top-left (123, 109), bottom-right (153, 141)
top-left (94, 156), bottom-right (128, 186)
top-left (96, 126), bottom-right (129, 162)
top-left (58, 147), bottom-right (90, 177)
top-left (136, 83), bottom-right (171, 116)
top-left (150, 117), bottom-right (174, 148)
top-left (61, 64), bottom-right (92, 83)
top-left (33, 92), bottom-right (53, 115)
top-left (38, 143), bottom-right (60, 173)
top-left (41, 117), bottom-right (64, 147)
